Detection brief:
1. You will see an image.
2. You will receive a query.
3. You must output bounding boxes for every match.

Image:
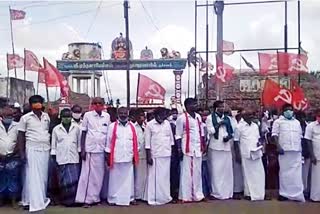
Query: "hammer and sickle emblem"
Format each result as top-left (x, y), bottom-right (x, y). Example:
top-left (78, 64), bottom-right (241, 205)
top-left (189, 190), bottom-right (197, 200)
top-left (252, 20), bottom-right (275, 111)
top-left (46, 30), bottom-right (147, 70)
top-left (274, 89), bottom-right (292, 104)
top-left (144, 84), bottom-right (164, 99)
top-left (289, 58), bottom-right (308, 72)
top-left (268, 56), bottom-right (278, 73)
top-left (216, 66), bottom-right (226, 82)
top-left (293, 99), bottom-right (308, 111)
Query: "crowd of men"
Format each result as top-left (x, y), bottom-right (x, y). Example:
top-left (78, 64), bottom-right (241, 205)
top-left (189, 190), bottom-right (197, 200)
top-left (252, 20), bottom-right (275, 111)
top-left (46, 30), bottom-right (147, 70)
top-left (0, 95), bottom-right (319, 212)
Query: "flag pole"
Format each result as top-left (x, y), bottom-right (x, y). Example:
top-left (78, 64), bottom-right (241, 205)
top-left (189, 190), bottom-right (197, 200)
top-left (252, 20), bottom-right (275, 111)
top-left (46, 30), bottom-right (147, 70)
top-left (23, 48), bottom-right (27, 103)
top-left (136, 73), bottom-right (140, 108)
top-left (9, 6), bottom-right (17, 78)
top-left (6, 54), bottom-right (10, 102)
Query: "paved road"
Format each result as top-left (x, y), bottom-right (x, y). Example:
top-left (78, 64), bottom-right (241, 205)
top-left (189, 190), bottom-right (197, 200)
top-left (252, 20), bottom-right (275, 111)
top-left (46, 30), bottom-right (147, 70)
top-left (1, 200), bottom-right (320, 214)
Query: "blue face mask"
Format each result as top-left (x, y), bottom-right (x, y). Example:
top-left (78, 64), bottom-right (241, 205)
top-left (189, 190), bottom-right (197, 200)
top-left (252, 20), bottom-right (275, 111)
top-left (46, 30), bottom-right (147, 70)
top-left (283, 110), bottom-right (294, 120)
top-left (2, 118), bottom-right (13, 125)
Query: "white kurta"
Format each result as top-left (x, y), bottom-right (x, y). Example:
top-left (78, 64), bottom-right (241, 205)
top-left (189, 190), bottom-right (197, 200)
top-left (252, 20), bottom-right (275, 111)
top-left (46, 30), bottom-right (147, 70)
top-left (311, 163), bottom-right (320, 201)
top-left (278, 152), bottom-right (305, 202)
top-left (145, 119), bottom-right (174, 205)
top-left (176, 113), bottom-right (204, 202)
top-left (206, 114), bottom-right (233, 199)
top-left (234, 121), bottom-right (265, 200)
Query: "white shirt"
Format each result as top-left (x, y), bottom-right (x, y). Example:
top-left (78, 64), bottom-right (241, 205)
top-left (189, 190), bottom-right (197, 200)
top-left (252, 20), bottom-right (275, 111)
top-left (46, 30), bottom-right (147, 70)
top-left (145, 119), bottom-right (174, 158)
top-left (18, 111), bottom-right (51, 151)
top-left (176, 112), bottom-right (204, 157)
top-left (272, 116), bottom-right (303, 151)
top-left (105, 121), bottom-right (137, 163)
top-left (305, 121), bottom-right (320, 160)
top-left (82, 110), bottom-right (110, 153)
top-left (51, 123), bottom-right (81, 165)
top-left (135, 122), bottom-right (146, 159)
top-left (234, 121), bottom-right (262, 159)
top-left (206, 113), bottom-right (232, 151)
top-left (0, 122), bottom-right (18, 156)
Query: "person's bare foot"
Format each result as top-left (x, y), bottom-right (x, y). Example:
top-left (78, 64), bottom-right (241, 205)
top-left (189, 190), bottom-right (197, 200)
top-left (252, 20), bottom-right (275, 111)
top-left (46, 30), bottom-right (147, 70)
top-left (11, 198), bottom-right (19, 209)
top-left (130, 200), bottom-right (138, 205)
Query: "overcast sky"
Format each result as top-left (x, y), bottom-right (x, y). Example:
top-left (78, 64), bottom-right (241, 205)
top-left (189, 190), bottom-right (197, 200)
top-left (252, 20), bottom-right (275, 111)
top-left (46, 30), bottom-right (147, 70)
top-left (0, 0), bottom-right (319, 104)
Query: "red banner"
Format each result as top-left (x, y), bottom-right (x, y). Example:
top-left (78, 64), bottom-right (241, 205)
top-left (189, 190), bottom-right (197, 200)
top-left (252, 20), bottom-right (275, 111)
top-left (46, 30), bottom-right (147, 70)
top-left (262, 79), bottom-right (308, 111)
top-left (137, 74), bottom-right (166, 101)
top-left (10, 9), bottom-right (26, 20)
top-left (258, 53), bottom-right (278, 75)
top-left (7, 54), bottom-right (24, 70)
top-left (215, 62), bottom-right (234, 83)
top-left (25, 50), bottom-right (42, 71)
top-left (42, 58), bottom-right (70, 98)
top-left (277, 52), bottom-right (308, 74)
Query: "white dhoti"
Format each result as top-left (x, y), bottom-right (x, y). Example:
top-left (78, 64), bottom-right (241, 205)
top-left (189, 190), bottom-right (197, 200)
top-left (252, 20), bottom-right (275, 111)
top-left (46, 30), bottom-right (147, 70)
top-left (208, 149), bottom-right (233, 199)
top-left (21, 147), bottom-right (51, 212)
top-left (310, 162), bottom-right (320, 201)
top-left (278, 151), bottom-right (305, 202)
top-left (146, 157), bottom-right (172, 205)
top-left (179, 155), bottom-right (204, 202)
top-left (302, 158), bottom-right (311, 193)
top-left (134, 158), bottom-right (148, 200)
top-left (242, 157), bottom-right (265, 201)
top-left (108, 162), bottom-right (134, 206)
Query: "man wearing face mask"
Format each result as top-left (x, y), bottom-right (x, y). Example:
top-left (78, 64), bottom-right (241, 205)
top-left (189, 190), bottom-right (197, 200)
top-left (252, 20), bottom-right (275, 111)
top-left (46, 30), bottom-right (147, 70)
top-left (272, 104), bottom-right (305, 202)
top-left (51, 108), bottom-right (81, 206)
top-left (18, 95), bottom-right (51, 212)
top-left (144, 107), bottom-right (174, 205)
top-left (105, 107), bottom-right (139, 206)
top-left (234, 110), bottom-right (265, 201)
top-left (206, 100), bottom-right (234, 200)
top-left (75, 97), bottom-right (110, 207)
top-left (71, 104), bottom-right (83, 126)
top-left (0, 106), bottom-right (21, 208)
top-left (176, 98), bottom-right (205, 202)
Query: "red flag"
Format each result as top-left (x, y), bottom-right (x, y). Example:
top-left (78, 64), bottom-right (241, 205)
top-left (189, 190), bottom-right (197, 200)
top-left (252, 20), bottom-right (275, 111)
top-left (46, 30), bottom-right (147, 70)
top-left (291, 80), bottom-right (309, 111)
top-left (215, 63), bottom-right (234, 83)
top-left (25, 50), bottom-right (42, 71)
top-left (277, 52), bottom-right (308, 74)
top-left (42, 58), bottom-right (70, 98)
top-left (223, 40), bottom-right (234, 56)
top-left (10, 9), bottom-right (26, 20)
top-left (137, 74), bottom-right (166, 101)
top-left (258, 53), bottom-right (278, 75)
top-left (7, 54), bottom-right (24, 70)
top-left (262, 79), bottom-right (285, 108)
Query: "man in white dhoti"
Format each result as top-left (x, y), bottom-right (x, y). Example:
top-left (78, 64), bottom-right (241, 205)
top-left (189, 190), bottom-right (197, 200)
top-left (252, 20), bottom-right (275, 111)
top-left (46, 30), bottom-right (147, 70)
top-left (304, 108), bottom-right (320, 202)
top-left (145, 107), bottom-right (174, 205)
top-left (176, 98), bottom-right (205, 202)
top-left (234, 110), bottom-right (265, 201)
top-left (75, 97), bottom-right (110, 207)
top-left (206, 101), bottom-right (233, 200)
top-left (105, 107), bottom-right (139, 206)
top-left (18, 95), bottom-right (51, 212)
top-left (272, 104), bottom-right (305, 202)
top-left (134, 109), bottom-right (147, 201)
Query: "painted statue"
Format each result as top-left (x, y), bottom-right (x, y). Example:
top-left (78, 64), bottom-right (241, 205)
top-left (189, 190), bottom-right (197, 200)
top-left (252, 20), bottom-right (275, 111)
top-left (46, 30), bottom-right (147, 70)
top-left (111, 33), bottom-right (133, 60)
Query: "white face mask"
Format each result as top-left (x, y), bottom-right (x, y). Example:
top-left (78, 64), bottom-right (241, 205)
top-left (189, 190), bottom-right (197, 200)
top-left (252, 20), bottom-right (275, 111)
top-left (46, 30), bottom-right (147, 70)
top-left (167, 115), bottom-right (173, 121)
top-left (72, 113), bottom-right (82, 120)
